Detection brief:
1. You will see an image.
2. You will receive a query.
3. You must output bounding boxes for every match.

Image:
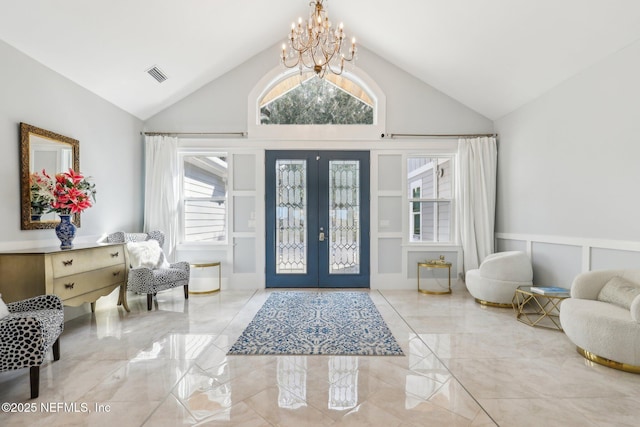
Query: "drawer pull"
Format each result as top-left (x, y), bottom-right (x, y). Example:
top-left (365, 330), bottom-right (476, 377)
top-left (110, 251), bottom-right (119, 258)
top-left (62, 259), bottom-right (74, 266)
top-left (64, 283), bottom-right (75, 289)
top-left (112, 271), bottom-right (121, 277)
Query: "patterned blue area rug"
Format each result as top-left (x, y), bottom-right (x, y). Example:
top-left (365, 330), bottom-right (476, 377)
top-left (227, 291), bottom-right (404, 356)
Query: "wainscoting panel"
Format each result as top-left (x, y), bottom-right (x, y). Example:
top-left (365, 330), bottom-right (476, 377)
top-left (407, 251), bottom-right (458, 279)
top-left (233, 196), bottom-right (255, 232)
top-left (377, 155), bottom-right (402, 191)
top-left (497, 232), bottom-right (640, 288)
top-left (233, 237), bottom-right (256, 274)
top-left (591, 248), bottom-right (640, 271)
top-left (378, 196), bottom-right (402, 232)
top-left (233, 154), bottom-right (256, 191)
top-left (496, 238), bottom-right (527, 253)
top-left (378, 238), bottom-right (403, 274)
top-left (531, 242), bottom-right (582, 288)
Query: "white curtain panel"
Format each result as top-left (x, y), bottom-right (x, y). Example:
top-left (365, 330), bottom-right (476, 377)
top-left (456, 136), bottom-right (497, 275)
top-left (143, 135), bottom-right (179, 260)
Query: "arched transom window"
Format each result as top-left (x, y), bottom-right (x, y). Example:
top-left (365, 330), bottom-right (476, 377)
top-left (248, 66), bottom-right (385, 139)
top-left (259, 72), bottom-right (375, 125)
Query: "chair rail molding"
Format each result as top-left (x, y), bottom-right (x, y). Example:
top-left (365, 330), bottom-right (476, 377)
top-left (495, 232), bottom-right (640, 273)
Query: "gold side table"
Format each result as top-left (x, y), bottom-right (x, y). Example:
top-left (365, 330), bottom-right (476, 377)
top-left (512, 286), bottom-right (568, 330)
top-left (417, 261), bottom-right (452, 295)
top-left (189, 261), bottom-right (221, 294)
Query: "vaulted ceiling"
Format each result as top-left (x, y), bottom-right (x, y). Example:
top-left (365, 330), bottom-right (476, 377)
top-left (2, 1), bottom-right (640, 121)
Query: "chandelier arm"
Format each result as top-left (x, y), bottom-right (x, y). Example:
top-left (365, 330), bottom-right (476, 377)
top-left (320, 40), bottom-right (340, 61)
top-left (282, 57), bottom-right (302, 69)
top-left (281, 0), bottom-right (356, 78)
top-left (311, 48), bottom-right (334, 72)
top-left (341, 46), bottom-right (356, 62)
top-left (297, 49), bottom-right (317, 69)
top-left (325, 58), bottom-right (346, 76)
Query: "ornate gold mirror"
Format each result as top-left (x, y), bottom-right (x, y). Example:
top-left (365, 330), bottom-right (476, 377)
top-left (20, 123), bottom-right (80, 230)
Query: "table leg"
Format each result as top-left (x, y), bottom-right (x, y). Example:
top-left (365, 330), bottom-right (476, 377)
top-left (119, 283), bottom-right (130, 312)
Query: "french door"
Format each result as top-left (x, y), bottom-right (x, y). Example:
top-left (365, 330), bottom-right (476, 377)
top-left (265, 150), bottom-right (370, 288)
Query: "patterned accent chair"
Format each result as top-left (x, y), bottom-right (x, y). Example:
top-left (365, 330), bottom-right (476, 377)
top-left (106, 231), bottom-right (190, 311)
top-left (0, 295), bottom-right (64, 398)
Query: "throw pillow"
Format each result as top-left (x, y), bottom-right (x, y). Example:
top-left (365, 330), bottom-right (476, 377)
top-left (0, 293), bottom-right (10, 319)
top-left (126, 240), bottom-right (168, 269)
top-left (597, 276), bottom-right (640, 310)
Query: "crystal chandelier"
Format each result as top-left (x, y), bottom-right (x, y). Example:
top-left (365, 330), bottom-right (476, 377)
top-left (281, 0), bottom-right (357, 78)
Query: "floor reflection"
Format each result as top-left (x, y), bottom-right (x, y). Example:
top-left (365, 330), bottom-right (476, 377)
top-left (134, 334), bottom-right (214, 360)
top-left (277, 356), bottom-right (307, 409)
top-left (175, 365), bottom-right (231, 422)
top-left (328, 356), bottom-right (359, 410)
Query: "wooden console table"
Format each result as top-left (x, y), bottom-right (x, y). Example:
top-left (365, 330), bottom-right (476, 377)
top-left (0, 243), bottom-right (128, 312)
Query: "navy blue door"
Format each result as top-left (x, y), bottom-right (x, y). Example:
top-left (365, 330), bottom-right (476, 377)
top-left (266, 151), bottom-right (370, 288)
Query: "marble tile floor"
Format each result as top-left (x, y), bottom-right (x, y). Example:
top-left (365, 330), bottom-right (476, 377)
top-left (1, 284), bottom-right (639, 427)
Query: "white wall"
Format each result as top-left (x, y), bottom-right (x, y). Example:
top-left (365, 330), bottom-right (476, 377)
top-left (145, 43), bottom-right (494, 290)
top-left (145, 44), bottom-right (492, 134)
top-left (494, 38), bottom-right (640, 285)
top-left (0, 39), bottom-right (144, 250)
top-left (0, 40), bottom-right (144, 318)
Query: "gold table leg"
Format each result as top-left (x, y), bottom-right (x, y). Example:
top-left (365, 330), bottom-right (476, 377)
top-left (417, 262), bottom-right (452, 295)
top-left (512, 289), bottom-right (564, 331)
top-left (189, 262), bottom-right (221, 294)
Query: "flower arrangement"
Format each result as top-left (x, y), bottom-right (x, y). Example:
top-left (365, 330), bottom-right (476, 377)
top-left (29, 170), bottom-right (55, 216)
top-left (30, 169), bottom-right (96, 215)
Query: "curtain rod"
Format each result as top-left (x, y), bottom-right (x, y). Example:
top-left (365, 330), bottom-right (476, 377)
top-left (141, 131), bottom-right (247, 137)
top-left (381, 133), bottom-right (497, 139)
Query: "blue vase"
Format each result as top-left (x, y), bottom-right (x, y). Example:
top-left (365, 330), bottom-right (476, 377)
top-left (55, 214), bottom-right (76, 249)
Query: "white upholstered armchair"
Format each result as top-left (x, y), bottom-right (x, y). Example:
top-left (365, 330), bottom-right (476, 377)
top-left (465, 251), bottom-right (533, 307)
top-left (560, 269), bottom-right (640, 373)
top-left (107, 231), bottom-right (190, 311)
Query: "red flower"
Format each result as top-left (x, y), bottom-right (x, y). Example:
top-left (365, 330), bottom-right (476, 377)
top-left (40, 168), bottom-right (97, 215)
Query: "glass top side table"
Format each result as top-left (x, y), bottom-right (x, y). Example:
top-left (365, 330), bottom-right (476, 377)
top-left (512, 286), bottom-right (569, 330)
top-left (189, 261), bottom-right (221, 294)
top-left (417, 260), bottom-right (452, 295)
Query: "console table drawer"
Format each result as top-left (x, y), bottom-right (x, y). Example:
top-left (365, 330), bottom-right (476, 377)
top-left (0, 243), bottom-right (127, 310)
top-left (52, 264), bottom-right (126, 300)
top-left (50, 245), bottom-right (124, 278)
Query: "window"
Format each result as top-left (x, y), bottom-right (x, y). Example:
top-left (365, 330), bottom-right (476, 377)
top-left (259, 72), bottom-right (373, 125)
top-left (182, 154), bottom-right (228, 242)
top-left (407, 157), bottom-right (453, 243)
top-left (410, 181), bottom-right (422, 239)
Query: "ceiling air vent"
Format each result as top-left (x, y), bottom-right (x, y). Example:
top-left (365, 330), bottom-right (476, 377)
top-left (146, 66), bottom-right (168, 83)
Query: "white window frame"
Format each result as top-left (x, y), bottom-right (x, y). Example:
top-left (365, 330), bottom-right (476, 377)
top-left (178, 150), bottom-right (229, 245)
top-left (406, 155), bottom-right (455, 245)
top-left (409, 180), bottom-right (422, 242)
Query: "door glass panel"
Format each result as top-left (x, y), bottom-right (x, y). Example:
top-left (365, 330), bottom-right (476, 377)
top-left (275, 160), bottom-right (307, 274)
top-left (329, 160), bottom-right (360, 274)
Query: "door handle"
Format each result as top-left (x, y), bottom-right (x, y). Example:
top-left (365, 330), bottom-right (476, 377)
top-left (319, 227), bottom-right (325, 242)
